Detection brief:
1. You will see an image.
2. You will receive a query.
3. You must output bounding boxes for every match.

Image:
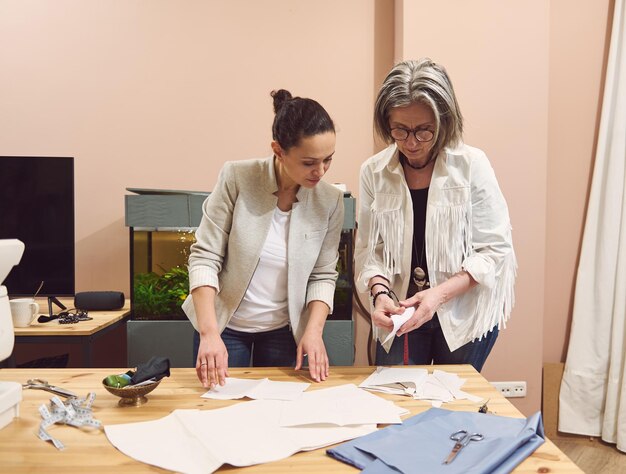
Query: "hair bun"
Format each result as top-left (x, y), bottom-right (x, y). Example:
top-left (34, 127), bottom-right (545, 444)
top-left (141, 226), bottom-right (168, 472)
top-left (271, 89), bottom-right (293, 113)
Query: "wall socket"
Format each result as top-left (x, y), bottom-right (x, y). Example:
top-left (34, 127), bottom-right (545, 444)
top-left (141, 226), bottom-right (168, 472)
top-left (491, 381), bottom-right (527, 398)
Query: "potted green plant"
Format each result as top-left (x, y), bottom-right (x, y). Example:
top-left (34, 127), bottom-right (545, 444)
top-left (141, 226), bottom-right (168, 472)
top-left (132, 266), bottom-right (189, 320)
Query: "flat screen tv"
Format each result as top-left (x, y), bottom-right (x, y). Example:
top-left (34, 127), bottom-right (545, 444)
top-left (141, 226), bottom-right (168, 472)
top-left (0, 156), bottom-right (75, 298)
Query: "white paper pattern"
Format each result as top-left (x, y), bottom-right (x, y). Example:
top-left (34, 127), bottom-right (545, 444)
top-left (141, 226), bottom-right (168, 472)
top-left (201, 377), bottom-right (309, 401)
top-left (360, 367), bottom-right (484, 406)
top-left (279, 384), bottom-right (407, 426)
top-left (382, 307), bottom-right (416, 344)
top-left (105, 384), bottom-right (397, 473)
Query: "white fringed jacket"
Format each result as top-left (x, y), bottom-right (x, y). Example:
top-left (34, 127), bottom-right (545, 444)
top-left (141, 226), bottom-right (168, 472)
top-left (355, 143), bottom-right (516, 352)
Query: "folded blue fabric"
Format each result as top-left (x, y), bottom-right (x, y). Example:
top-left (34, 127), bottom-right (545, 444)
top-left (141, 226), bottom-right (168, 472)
top-left (327, 408), bottom-right (544, 474)
top-left (327, 407), bottom-right (451, 469)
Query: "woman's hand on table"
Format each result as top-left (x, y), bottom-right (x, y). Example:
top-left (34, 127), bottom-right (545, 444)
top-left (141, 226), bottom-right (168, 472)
top-left (296, 330), bottom-right (329, 383)
top-left (196, 332), bottom-right (229, 389)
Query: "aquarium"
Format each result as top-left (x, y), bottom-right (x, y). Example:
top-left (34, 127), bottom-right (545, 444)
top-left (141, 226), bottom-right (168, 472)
top-left (125, 189), bottom-right (356, 366)
top-left (129, 228), bottom-right (354, 321)
top-left (330, 230), bottom-right (354, 320)
top-left (130, 229), bottom-right (195, 320)
top-left (126, 189), bottom-right (356, 322)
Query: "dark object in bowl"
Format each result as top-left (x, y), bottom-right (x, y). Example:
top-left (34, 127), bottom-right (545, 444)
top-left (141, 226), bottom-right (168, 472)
top-left (102, 378), bottom-right (161, 406)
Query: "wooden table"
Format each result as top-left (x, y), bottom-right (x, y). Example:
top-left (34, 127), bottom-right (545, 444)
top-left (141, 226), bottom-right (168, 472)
top-left (0, 366), bottom-right (582, 473)
top-left (13, 300), bottom-right (130, 367)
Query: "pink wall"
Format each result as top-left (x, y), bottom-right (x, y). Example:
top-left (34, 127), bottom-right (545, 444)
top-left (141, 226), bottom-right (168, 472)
top-left (0, 0), bottom-right (378, 291)
top-left (0, 1), bottom-right (612, 414)
top-left (545, 0), bottom-right (612, 363)
top-left (396, 0), bottom-right (611, 414)
top-left (399, 0), bottom-right (550, 415)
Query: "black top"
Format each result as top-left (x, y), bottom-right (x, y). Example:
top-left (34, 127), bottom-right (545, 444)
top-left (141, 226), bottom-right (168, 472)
top-left (408, 187), bottom-right (429, 297)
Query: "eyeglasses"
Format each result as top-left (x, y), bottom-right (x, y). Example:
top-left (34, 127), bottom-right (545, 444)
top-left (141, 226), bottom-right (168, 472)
top-left (390, 128), bottom-right (434, 142)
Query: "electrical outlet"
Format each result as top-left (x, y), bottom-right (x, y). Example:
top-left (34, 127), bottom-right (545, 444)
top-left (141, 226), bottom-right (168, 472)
top-left (491, 381), bottom-right (527, 398)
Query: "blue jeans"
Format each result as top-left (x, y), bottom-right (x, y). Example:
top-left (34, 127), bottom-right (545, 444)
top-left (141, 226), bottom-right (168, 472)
top-left (193, 325), bottom-right (297, 368)
top-left (375, 316), bottom-right (498, 372)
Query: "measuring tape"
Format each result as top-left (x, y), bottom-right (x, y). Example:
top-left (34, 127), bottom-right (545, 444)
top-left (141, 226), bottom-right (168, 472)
top-left (38, 393), bottom-right (101, 450)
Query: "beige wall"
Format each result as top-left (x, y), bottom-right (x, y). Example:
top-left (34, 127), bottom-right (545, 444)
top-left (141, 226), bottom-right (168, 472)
top-left (0, 1), bottom-right (612, 415)
top-left (0, 0), bottom-right (380, 291)
top-left (399, 0), bottom-right (550, 415)
top-left (395, 0), bottom-right (612, 414)
top-left (545, 0), bottom-right (612, 363)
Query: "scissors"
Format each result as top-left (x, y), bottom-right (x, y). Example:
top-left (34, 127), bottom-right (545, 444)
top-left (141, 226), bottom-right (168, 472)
top-left (22, 379), bottom-right (77, 398)
top-left (443, 429), bottom-right (484, 464)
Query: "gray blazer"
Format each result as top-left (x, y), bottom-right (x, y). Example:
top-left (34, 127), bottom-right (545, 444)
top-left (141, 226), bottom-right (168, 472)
top-left (182, 156), bottom-right (344, 343)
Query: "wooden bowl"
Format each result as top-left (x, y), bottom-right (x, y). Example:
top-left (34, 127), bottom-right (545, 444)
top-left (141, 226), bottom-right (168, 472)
top-left (102, 378), bottom-right (161, 406)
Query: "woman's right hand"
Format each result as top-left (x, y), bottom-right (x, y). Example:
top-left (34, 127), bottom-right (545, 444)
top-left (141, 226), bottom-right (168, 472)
top-left (371, 293), bottom-right (405, 330)
top-left (196, 331), bottom-right (229, 389)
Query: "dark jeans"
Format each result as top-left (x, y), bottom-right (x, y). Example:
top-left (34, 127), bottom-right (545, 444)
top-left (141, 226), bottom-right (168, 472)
top-left (192, 325), bottom-right (297, 368)
top-left (375, 315), bottom-right (498, 372)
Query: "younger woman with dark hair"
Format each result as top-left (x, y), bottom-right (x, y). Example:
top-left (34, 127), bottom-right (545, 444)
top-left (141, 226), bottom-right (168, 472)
top-left (183, 90), bottom-right (344, 388)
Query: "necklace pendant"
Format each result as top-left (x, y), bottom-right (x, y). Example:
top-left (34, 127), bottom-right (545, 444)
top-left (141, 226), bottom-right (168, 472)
top-left (413, 266), bottom-right (429, 292)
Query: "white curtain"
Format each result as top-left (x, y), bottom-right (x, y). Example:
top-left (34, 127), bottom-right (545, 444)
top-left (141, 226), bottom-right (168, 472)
top-left (558, 0), bottom-right (626, 452)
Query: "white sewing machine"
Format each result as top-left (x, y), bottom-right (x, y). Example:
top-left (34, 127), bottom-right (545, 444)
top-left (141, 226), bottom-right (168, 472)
top-left (0, 239), bottom-right (25, 430)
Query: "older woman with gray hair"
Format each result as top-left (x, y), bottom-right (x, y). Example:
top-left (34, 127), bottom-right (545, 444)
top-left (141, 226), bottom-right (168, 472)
top-left (355, 58), bottom-right (516, 371)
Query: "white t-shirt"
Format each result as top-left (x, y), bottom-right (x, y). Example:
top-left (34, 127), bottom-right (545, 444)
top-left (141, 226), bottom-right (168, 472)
top-left (227, 207), bottom-right (290, 332)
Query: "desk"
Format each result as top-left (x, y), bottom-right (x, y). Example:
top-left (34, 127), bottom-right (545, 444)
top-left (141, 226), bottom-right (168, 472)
top-left (13, 300), bottom-right (130, 367)
top-left (0, 366), bottom-right (582, 473)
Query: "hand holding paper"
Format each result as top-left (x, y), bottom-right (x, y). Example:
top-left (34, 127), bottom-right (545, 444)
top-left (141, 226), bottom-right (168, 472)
top-left (382, 307), bottom-right (415, 344)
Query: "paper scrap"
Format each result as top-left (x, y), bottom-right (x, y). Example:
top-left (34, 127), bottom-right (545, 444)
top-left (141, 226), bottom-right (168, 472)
top-left (359, 367), bottom-right (428, 396)
top-left (432, 369), bottom-right (482, 403)
top-left (382, 307), bottom-right (416, 344)
top-left (279, 384), bottom-right (407, 427)
top-left (201, 377), bottom-right (309, 401)
top-left (360, 367), bottom-right (484, 407)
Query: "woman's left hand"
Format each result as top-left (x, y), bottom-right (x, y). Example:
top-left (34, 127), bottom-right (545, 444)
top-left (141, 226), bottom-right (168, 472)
top-left (296, 331), bottom-right (329, 383)
top-left (397, 287), bottom-right (445, 336)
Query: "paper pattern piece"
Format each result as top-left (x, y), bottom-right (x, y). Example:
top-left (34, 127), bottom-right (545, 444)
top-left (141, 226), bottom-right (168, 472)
top-left (105, 412), bottom-right (222, 474)
top-left (201, 377), bottom-right (309, 401)
top-left (360, 367), bottom-right (482, 406)
top-left (431, 369), bottom-right (482, 403)
top-left (279, 384), bottom-right (407, 426)
top-left (382, 307), bottom-right (415, 344)
top-left (359, 367), bottom-right (428, 396)
top-left (328, 407), bottom-right (545, 474)
top-left (105, 384), bottom-right (405, 473)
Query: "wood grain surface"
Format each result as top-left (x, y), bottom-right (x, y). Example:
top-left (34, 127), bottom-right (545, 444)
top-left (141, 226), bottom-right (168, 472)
top-left (0, 365), bottom-right (583, 473)
top-left (13, 299), bottom-right (130, 337)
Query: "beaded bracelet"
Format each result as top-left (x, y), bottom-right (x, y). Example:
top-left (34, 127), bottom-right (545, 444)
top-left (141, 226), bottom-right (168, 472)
top-left (372, 289), bottom-right (400, 307)
top-left (369, 282), bottom-right (390, 295)
top-left (372, 290), bottom-right (390, 307)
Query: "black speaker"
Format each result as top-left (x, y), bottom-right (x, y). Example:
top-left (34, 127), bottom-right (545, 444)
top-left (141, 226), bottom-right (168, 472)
top-left (74, 291), bottom-right (125, 311)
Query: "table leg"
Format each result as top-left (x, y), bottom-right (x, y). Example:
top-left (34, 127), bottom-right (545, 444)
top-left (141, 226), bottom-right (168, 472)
top-left (83, 337), bottom-right (92, 367)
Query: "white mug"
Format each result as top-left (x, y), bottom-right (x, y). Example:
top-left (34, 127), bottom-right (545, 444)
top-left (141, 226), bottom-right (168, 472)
top-left (10, 298), bottom-right (39, 327)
